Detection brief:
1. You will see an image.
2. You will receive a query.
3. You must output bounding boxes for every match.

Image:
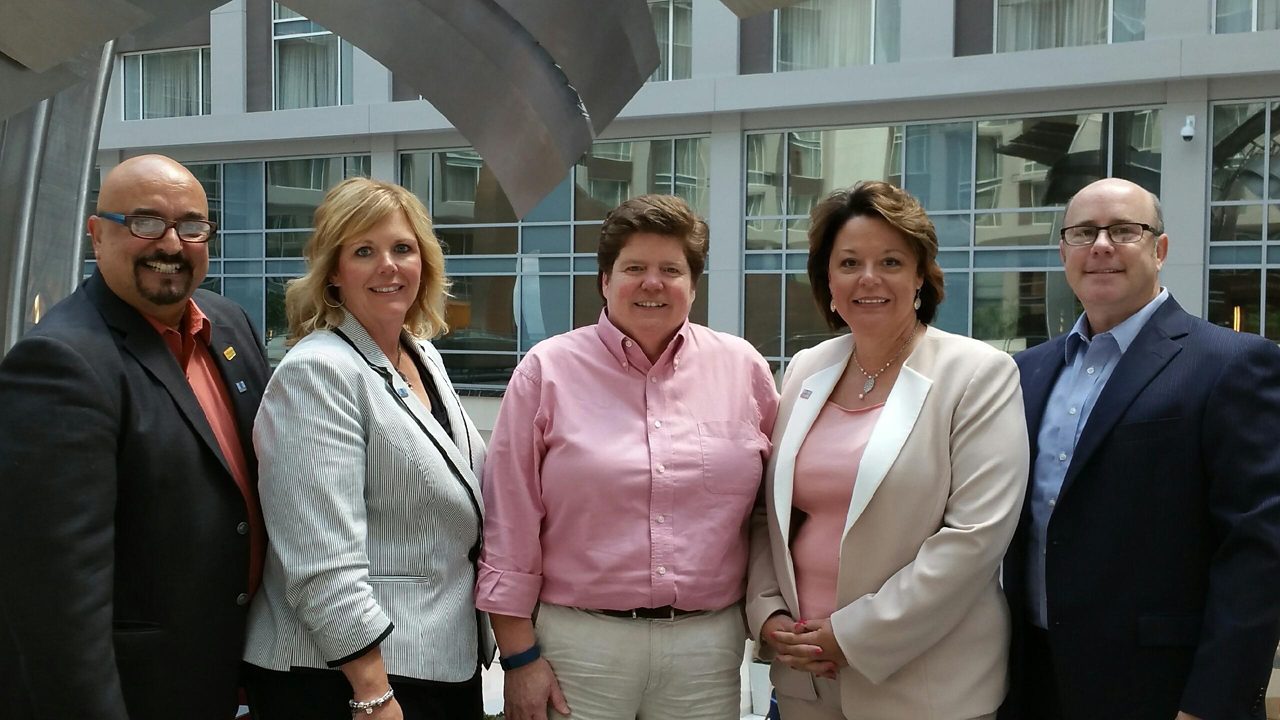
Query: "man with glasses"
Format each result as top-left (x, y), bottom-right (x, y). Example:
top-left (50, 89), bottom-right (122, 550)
top-left (1000, 178), bottom-right (1280, 720)
top-left (0, 154), bottom-right (270, 719)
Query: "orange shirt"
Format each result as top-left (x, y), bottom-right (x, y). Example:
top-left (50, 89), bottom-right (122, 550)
top-left (146, 301), bottom-right (264, 595)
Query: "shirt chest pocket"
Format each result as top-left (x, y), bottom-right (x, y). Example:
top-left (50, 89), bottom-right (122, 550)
top-left (698, 420), bottom-right (766, 495)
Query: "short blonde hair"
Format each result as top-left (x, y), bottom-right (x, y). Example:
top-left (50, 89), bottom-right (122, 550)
top-left (286, 177), bottom-right (450, 344)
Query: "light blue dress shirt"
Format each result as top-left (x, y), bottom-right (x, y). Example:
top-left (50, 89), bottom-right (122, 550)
top-left (1027, 288), bottom-right (1169, 628)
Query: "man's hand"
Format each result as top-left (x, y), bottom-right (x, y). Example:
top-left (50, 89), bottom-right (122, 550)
top-left (503, 656), bottom-right (570, 720)
top-left (769, 617), bottom-right (842, 680)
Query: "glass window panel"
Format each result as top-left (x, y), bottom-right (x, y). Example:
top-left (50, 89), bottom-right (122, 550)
top-left (746, 133), bottom-right (786, 218)
top-left (1263, 0), bottom-right (1280, 29)
top-left (651, 139), bottom-right (674, 195)
top-left (973, 248), bottom-right (1062, 268)
top-left (1112, 0), bottom-right (1146, 41)
top-left (276, 34), bottom-right (338, 109)
top-left (648, 0), bottom-right (671, 82)
top-left (224, 162), bottom-right (264, 231)
top-left (1112, 109), bottom-right (1161, 193)
top-left (224, 276), bottom-right (265, 337)
top-left (1210, 205), bottom-right (1265, 242)
top-left (274, 3), bottom-right (305, 21)
top-left (265, 276), bottom-right (296, 365)
top-left (672, 0), bottom-right (693, 79)
top-left (935, 272), bottom-right (969, 335)
top-left (1270, 104), bottom-right (1280, 200)
top-left (266, 259), bottom-right (306, 275)
top-left (440, 352), bottom-right (519, 388)
top-left (1211, 103), bottom-right (1268, 202)
top-left (1270, 204), bottom-right (1280, 240)
top-left (124, 54), bottom-right (141, 120)
top-left (977, 114), bottom-right (1105, 210)
top-left (934, 214), bottom-right (972, 247)
top-left (745, 254), bottom-right (785, 271)
top-left (436, 227), bottom-right (517, 256)
top-left (777, 0), bottom-right (873, 71)
top-left (141, 49), bottom-right (201, 119)
top-left (267, 157), bottom-right (349, 228)
top-left (996, 0), bottom-right (1109, 51)
top-left (1207, 269), bottom-right (1261, 333)
top-left (265, 231), bottom-right (309, 258)
top-left (519, 274), bottom-right (571, 349)
top-left (433, 151), bottom-right (516, 224)
top-left (875, 0), bottom-right (901, 62)
top-left (787, 218), bottom-right (810, 251)
top-left (788, 127), bottom-right (900, 215)
top-left (1208, 245), bottom-right (1263, 264)
top-left (522, 225), bottom-right (571, 254)
top-left (574, 224), bottom-right (603, 254)
top-left (744, 274), bottom-right (782, 356)
top-left (972, 271), bottom-right (1071, 351)
top-left (1267, 269), bottom-right (1280, 341)
top-left (339, 39), bottom-right (353, 106)
top-left (574, 274), bottom-right (604, 328)
top-left (399, 151), bottom-right (431, 207)
top-left (938, 250), bottom-right (970, 269)
top-left (224, 259), bottom-right (265, 275)
top-left (1216, 0), bottom-right (1253, 31)
top-left (225, 233), bottom-right (265, 259)
top-left (905, 122), bottom-right (973, 212)
top-left (746, 219), bottom-right (784, 251)
top-left (344, 155), bottom-right (370, 179)
top-left (785, 273), bottom-right (841, 356)
top-left (186, 163), bottom-right (221, 228)
top-left (436, 276), bottom-right (518, 352)
top-left (201, 47), bottom-right (211, 115)
top-left (974, 211), bottom-right (1061, 246)
top-left (673, 138), bottom-right (710, 216)
top-left (445, 257), bottom-right (519, 274)
top-left (524, 175), bottom-right (572, 222)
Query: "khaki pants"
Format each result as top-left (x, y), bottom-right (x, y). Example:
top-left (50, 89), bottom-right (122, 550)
top-left (535, 603), bottom-right (745, 720)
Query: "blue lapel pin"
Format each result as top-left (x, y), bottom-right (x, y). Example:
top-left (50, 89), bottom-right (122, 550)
top-left (397, 387), bottom-right (409, 398)
top-left (235, 380), bottom-right (247, 393)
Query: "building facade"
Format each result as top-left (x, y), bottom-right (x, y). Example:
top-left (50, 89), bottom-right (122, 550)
top-left (95, 0), bottom-right (1280, 427)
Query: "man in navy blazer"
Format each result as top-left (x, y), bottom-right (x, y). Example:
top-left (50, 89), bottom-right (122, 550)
top-left (1000, 178), bottom-right (1280, 720)
top-left (0, 155), bottom-right (270, 719)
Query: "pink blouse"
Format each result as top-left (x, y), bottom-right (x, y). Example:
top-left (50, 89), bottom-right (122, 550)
top-left (791, 400), bottom-right (883, 621)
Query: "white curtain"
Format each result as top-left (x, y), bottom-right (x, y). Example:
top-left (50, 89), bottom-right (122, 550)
top-left (777, 0), bottom-right (873, 70)
top-left (142, 51), bottom-right (199, 119)
top-left (997, 0), bottom-right (1108, 51)
top-left (276, 35), bottom-right (338, 109)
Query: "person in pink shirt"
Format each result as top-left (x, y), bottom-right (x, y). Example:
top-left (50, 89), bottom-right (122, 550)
top-left (477, 194), bottom-right (779, 720)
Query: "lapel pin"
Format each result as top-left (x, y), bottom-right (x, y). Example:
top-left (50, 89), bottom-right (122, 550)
top-left (223, 346), bottom-right (237, 361)
top-left (235, 380), bottom-right (247, 394)
top-left (800, 389), bottom-right (812, 399)
top-left (397, 387), bottom-right (410, 398)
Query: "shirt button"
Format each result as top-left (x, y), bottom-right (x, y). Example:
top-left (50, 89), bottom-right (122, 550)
top-left (1058, 452), bottom-right (1067, 462)
top-left (653, 420), bottom-right (662, 429)
top-left (1049, 497), bottom-right (1056, 507)
top-left (673, 359), bottom-right (679, 367)
top-left (657, 566), bottom-right (667, 576)
top-left (657, 464), bottom-right (666, 473)
top-left (624, 340), bottom-right (633, 348)
top-left (236, 522), bottom-right (249, 535)
top-left (1068, 407), bottom-right (1077, 415)
top-left (236, 593), bottom-right (249, 606)
top-left (621, 361), bottom-right (628, 369)
top-left (1086, 367), bottom-right (1096, 375)
top-left (650, 376), bottom-right (657, 383)
top-left (656, 514), bottom-right (666, 524)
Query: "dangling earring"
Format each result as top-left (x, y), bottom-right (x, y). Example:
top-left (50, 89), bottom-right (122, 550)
top-left (830, 300), bottom-right (837, 313)
top-left (324, 283), bottom-right (344, 309)
top-left (913, 287), bottom-right (922, 311)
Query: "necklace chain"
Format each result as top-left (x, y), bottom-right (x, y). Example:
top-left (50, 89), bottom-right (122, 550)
top-left (851, 322), bottom-right (919, 400)
top-left (394, 345), bottom-right (412, 388)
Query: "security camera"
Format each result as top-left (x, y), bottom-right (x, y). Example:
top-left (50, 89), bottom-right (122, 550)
top-left (1181, 115), bottom-right (1196, 142)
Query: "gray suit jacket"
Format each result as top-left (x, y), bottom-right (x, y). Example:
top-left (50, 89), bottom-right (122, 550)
top-left (244, 312), bottom-right (490, 682)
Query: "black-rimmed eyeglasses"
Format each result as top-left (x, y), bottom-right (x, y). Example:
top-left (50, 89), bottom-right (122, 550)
top-left (100, 212), bottom-right (217, 244)
top-left (1059, 222), bottom-right (1158, 246)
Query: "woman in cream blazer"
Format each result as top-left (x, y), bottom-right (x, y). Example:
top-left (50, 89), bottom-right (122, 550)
top-left (746, 181), bottom-right (1028, 720)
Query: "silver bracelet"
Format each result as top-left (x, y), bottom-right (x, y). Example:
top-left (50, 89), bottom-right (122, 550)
top-left (348, 686), bottom-right (394, 716)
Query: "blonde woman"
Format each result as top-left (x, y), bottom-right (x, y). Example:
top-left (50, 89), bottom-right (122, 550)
top-left (243, 177), bottom-right (488, 720)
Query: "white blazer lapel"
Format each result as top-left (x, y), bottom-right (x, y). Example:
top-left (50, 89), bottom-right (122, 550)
top-left (406, 341), bottom-right (484, 505)
top-left (842, 364), bottom-right (932, 536)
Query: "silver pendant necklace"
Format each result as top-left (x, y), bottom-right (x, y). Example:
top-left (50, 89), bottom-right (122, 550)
top-left (395, 346), bottom-right (412, 388)
top-left (852, 322), bottom-right (919, 400)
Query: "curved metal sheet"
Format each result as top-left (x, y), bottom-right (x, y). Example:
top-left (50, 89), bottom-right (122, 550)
top-left (284, 0), bottom-right (613, 217)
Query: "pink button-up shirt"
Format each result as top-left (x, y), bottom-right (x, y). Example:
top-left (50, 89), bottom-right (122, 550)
top-left (476, 311), bottom-right (778, 618)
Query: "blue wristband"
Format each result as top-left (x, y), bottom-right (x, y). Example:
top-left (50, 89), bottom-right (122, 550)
top-left (499, 643), bottom-right (541, 671)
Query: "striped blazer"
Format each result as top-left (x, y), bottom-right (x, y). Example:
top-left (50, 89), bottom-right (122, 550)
top-left (244, 312), bottom-right (490, 682)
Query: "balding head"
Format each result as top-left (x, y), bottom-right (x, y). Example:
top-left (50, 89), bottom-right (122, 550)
top-left (1063, 178), bottom-right (1163, 233)
top-left (88, 154), bottom-right (211, 326)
